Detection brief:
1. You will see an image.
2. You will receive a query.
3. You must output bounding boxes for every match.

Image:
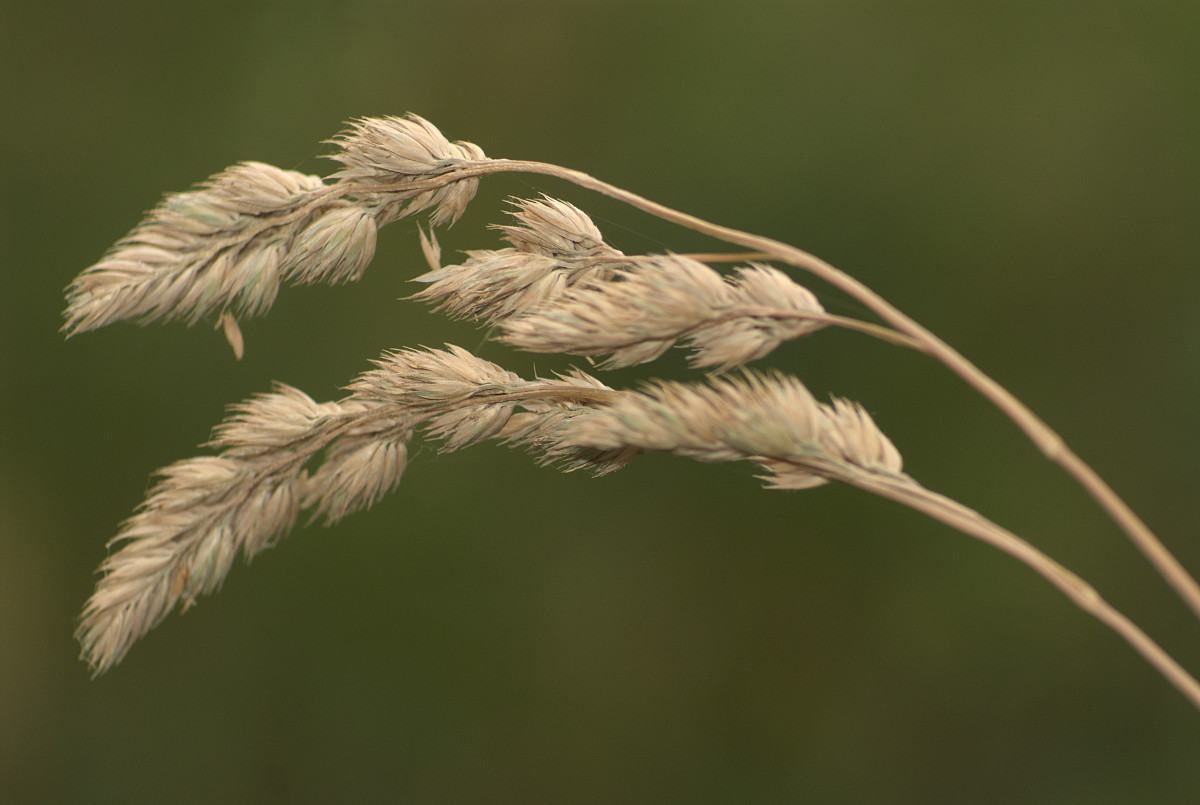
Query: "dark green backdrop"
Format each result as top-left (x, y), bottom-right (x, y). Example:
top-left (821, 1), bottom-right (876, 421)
top-left (3, 1), bottom-right (1199, 802)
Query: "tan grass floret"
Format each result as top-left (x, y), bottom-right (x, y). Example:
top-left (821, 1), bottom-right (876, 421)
top-left (410, 197), bottom-right (627, 324)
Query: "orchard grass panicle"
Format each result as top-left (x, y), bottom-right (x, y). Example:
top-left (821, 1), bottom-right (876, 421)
top-left (65, 114), bottom-right (1200, 718)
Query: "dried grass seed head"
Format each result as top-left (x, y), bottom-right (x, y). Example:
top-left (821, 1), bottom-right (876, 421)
top-left (546, 372), bottom-right (902, 489)
top-left (500, 256), bottom-right (830, 371)
top-left (76, 452), bottom-right (305, 674)
top-left (62, 162), bottom-right (328, 336)
top-left (76, 387), bottom-right (424, 674)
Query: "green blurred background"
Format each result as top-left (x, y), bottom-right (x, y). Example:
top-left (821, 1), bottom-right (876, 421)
top-left (3, 1), bottom-right (1199, 801)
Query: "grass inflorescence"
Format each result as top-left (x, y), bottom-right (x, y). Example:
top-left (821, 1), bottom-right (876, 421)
top-left (64, 115), bottom-right (1200, 717)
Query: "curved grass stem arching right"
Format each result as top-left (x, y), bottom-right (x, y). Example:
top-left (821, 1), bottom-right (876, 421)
top-left (64, 114), bottom-right (1200, 716)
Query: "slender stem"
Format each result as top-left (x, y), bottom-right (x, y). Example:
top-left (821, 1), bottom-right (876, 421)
top-left (677, 251), bottom-right (775, 263)
top-left (820, 465), bottom-right (1200, 712)
top-left (806, 313), bottom-right (927, 351)
top-left (381, 159), bottom-right (1200, 627)
top-left (471, 385), bottom-right (624, 407)
top-left (719, 307), bottom-right (927, 352)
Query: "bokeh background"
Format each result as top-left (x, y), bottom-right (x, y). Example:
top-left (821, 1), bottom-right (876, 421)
top-left (3, 1), bottom-right (1199, 802)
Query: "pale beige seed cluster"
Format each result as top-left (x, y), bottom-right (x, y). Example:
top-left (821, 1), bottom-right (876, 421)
top-left (67, 115), bottom-right (908, 675)
top-left (543, 372), bottom-right (901, 489)
top-left (62, 162), bottom-right (327, 338)
top-left (501, 257), bottom-right (829, 370)
top-left (76, 386), bottom-right (410, 674)
top-left (63, 115), bottom-right (486, 357)
top-left (62, 112), bottom-right (1200, 724)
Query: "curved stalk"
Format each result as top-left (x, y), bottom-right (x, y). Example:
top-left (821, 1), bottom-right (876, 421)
top-left (356, 159), bottom-right (1200, 627)
top-left (818, 464), bottom-right (1200, 712)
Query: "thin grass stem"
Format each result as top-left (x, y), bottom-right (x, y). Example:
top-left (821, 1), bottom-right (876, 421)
top-left (375, 158), bottom-right (1200, 628)
top-left (828, 465), bottom-right (1200, 712)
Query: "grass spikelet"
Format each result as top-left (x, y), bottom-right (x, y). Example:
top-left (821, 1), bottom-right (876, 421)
top-left (325, 114), bottom-right (486, 226)
top-left (284, 205), bottom-right (379, 285)
top-left (409, 196), bottom-right (624, 323)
